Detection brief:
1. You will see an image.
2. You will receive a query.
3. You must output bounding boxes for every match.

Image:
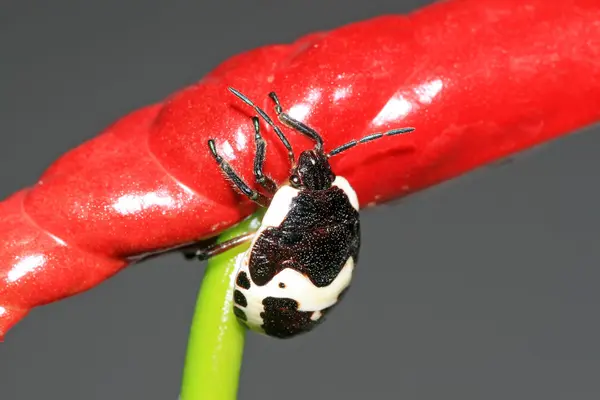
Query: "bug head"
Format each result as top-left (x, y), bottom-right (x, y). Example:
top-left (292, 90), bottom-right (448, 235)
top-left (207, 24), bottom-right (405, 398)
top-left (289, 149), bottom-right (335, 190)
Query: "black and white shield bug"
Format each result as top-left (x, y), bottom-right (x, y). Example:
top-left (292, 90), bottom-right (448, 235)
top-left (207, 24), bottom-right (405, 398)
top-left (186, 88), bottom-right (415, 339)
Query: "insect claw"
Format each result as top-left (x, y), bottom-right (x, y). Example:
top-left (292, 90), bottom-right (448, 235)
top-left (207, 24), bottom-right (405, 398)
top-left (268, 92), bottom-right (283, 114)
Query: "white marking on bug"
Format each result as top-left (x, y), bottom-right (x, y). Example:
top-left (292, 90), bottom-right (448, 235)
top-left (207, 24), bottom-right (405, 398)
top-left (310, 311), bottom-right (322, 321)
top-left (333, 176), bottom-right (359, 211)
top-left (0, 306), bottom-right (6, 317)
top-left (234, 255), bottom-right (354, 332)
top-left (230, 185), bottom-right (299, 329)
top-left (260, 185), bottom-right (300, 228)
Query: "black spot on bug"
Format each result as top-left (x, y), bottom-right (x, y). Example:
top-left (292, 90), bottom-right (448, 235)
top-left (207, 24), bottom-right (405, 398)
top-left (249, 187), bottom-right (360, 288)
top-left (234, 307), bottom-right (247, 321)
top-left (261, 297), bottom-right (326, 338)
top-left (234, 290), bottom-right (248, 307)
top-left (279, 282), bottom-right (286, 288)
top-left (236, 271), bottom-right (251, 289)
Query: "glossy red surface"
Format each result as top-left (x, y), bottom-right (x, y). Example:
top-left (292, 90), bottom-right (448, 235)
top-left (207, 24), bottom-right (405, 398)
top-left (1, 0), bottom-right (600, 340)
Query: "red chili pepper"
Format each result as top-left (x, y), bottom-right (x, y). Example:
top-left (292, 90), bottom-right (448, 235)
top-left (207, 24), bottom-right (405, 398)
top-left (1, 0), bottom-right (599, 341)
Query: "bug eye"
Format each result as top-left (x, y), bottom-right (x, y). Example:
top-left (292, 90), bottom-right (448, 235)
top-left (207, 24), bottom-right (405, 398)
top-left (290, 175), bottom-right (300, 185)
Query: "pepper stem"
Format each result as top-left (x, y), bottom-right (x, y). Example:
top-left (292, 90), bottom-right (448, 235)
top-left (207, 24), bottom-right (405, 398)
top-left (180, 210), bottom-right (265, 400)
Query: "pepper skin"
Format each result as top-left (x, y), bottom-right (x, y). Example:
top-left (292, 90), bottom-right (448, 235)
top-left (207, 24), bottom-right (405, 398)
top-left (1, 0), bottom-right (599, 340)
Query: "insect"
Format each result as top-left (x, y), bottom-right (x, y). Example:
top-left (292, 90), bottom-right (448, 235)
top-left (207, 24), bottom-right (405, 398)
top-left (0, 0), bottom-right (585, 341)
top-left (184, 88), bottom-right (415, 338)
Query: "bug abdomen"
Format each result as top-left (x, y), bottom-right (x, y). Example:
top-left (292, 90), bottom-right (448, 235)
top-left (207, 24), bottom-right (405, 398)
top-left (233, 254), bottom-right (355, 338)
top-left (232, 184), bottom-right (361, 338)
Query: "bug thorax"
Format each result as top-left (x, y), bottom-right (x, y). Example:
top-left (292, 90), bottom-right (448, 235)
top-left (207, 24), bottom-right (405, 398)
top-left (289, 150), bottom-right (335, 190)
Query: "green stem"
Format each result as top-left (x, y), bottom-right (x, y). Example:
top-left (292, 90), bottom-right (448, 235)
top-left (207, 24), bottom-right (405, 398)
top-left (180, 210), bottom-right (265, 400)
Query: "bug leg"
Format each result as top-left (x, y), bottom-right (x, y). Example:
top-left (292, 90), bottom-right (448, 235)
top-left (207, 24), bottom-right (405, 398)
top-left (182, 232), bottom-right (256, 261)
top-left (268, 92), bottom-right (325, 152)
top-left (208, 139), bottom-right (270, 207)
top-left (252, 116), bottom-right (278, 194)
top-left (228, 87), bottom-right (295, 166)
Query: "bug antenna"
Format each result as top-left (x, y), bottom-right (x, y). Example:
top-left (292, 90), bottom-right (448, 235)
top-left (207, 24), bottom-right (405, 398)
top-left (228, 87), bottom-right (295, 164)
top-left (327, 127), bottom-right (416, 157)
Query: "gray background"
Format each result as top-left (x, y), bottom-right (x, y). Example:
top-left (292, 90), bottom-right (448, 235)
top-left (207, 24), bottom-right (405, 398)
top-left (1, 0), bottom-right (599, 399)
